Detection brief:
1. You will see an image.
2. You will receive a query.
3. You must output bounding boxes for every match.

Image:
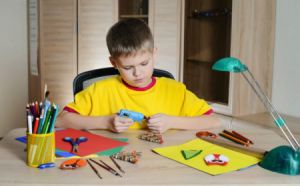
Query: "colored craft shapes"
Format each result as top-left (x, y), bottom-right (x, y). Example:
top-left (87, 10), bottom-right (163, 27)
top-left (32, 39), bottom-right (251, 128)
top-left (138, 132), bottom-right (163, 144)
top-left (181, 150), bottom-right (203, 160)
top-left (204, 153), bottom-right (229, 166)
top-left (60, 158), bottom-right (86, 170)
top-left (112, 151), bottom-right (141, 164)
top-left (152, 139), bottom-right (261, 175)
top-left (55, 128), bottom-right (128, 156)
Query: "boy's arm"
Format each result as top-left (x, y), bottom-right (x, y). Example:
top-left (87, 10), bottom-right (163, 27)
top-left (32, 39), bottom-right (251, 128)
top-left (55, 111), bottom-right (114, 130)
top-left (147, 114), bottom-right (220, 133)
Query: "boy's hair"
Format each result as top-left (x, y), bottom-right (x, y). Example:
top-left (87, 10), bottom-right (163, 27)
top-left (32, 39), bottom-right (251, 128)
top-left (106, 18), bottom-right (154, 58)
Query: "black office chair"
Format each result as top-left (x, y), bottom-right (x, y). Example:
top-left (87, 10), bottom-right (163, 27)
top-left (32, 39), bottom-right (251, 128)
top-left (73, 67), bottom-right (175, 96)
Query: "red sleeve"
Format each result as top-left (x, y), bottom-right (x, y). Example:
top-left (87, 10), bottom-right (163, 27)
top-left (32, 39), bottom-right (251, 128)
top-left (203, 109), bottom-right (214, 115)
top-left (63, 106), bottom-right (79, 114)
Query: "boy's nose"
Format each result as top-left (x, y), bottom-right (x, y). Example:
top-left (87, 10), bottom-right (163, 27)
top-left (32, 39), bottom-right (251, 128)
top-left (133, 67), bottom-right (142, 77)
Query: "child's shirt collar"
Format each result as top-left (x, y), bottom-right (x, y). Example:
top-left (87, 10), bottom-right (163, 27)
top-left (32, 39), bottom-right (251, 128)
top-left (122, 77), bottom-right (156, 91)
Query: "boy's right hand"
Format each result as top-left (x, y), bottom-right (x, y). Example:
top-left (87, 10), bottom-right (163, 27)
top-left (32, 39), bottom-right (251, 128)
top-left (109, 115), bottom-right (134, 133)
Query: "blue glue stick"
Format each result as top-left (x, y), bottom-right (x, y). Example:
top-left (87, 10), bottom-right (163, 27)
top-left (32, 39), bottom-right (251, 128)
top-left (118, 109), bottom-right (146, 123)
top-left (38, 162), bottom-right (55, 169)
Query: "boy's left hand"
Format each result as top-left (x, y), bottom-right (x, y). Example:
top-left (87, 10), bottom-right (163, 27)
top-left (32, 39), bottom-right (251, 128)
top-left (147, 113), bottom-right (171, 134)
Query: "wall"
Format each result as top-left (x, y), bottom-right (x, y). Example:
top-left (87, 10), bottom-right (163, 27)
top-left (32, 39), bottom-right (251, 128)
top-left (0, 0), bottom-right (28, 137)
top-left (0, 0), bottom-right (299, 137)
top-left (272, 0), bottom-right (300, 118)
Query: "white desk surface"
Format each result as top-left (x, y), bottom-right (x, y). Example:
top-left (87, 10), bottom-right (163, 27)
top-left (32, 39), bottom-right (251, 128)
top-left (0, 114), bottom-right (299, 186)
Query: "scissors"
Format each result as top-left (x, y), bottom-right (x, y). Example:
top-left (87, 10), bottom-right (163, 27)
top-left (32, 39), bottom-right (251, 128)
top-left (63, 136), bottom-right (88, 153)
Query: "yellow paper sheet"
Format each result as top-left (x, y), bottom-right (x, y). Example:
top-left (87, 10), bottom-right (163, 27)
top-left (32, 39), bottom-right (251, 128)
top-left (152, 138), bottom-right (261, 175)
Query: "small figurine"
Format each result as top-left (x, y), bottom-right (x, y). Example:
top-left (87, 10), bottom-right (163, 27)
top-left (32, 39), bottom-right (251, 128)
top-left (138, 132), bottom-right (163, 144)
top-left (111, 151), bottom-right (142, 164)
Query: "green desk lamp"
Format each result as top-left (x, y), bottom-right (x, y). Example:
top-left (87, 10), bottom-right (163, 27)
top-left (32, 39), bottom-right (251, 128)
top-left (212, 57), bottom-right (300, 175)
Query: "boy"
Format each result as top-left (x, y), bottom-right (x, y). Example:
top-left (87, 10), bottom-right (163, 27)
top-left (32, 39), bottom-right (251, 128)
top-left (56, 18), bottom-right (220, 133)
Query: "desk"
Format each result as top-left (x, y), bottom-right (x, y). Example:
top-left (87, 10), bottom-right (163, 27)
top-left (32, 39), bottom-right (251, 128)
top-left (0, 115), bottom-right (299, 185)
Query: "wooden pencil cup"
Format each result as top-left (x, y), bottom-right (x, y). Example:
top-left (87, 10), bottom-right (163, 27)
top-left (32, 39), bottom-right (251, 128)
top-left (27, 132), bottom-right (55, 167)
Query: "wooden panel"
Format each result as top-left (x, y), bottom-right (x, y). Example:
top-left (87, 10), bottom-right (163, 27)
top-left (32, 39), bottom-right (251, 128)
top-left (183, 0), bottom-right (232, 104)
top-left (153, 0), bottom-right (182, 80)
top-left (231, 0), bottom-right (275, 116)
top-left (78, 0), bottom-right (116, 73)
top-left (39, 0), bottom-right (77, 108)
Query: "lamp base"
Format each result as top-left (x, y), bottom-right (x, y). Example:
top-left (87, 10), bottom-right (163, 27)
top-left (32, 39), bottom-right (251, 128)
top-left (259, 145), bottom-right (300, 175)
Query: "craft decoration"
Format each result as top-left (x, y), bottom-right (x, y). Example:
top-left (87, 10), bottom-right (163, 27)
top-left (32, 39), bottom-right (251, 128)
top-left (60, 158), bottom-right (86, 170)
top-left (181, 150), bottom-right (203, 160)
top-left (138, 132), bottom-right (163, 144)
top-left (112, 151), bottom-right (142, 164)
top-left (152, 138), bottom-right (261, 175)
top-left (204, 154), bottom-right (229, 166)
top-left (55, 128), bottom-right (128, 157)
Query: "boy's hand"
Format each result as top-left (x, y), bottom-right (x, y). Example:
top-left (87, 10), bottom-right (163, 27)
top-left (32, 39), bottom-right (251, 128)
top-left (147, 113), bottom-right (171, 134)
top-left (109, 115), bottom-right (134, 133)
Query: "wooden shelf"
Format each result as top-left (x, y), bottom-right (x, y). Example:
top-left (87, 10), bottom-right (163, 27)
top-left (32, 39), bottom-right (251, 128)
top-left (120, 14), bottom-right (148, 19)
top-left (183, 0), bottom-right (232, 106)
top-left (186, 58), bottom-right (212, 64)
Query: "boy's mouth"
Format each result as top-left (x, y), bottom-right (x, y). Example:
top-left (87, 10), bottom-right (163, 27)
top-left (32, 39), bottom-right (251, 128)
top-left (134, 79), bottom-right (144, 83)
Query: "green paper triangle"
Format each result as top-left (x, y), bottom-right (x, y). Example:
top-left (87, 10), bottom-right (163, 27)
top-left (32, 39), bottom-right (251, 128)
top-left (181, 150), bottom-right (202, 160)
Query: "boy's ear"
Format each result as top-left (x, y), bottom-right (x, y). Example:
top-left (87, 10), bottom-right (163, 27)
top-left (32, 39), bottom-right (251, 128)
top-left (109, 57), bottom-right (117, 68)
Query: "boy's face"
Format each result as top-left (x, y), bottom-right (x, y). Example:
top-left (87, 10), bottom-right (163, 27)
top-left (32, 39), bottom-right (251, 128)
top-left (110, 50), bottom-right (156, 88)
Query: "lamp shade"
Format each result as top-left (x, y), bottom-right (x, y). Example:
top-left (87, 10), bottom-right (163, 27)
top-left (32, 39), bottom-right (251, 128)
top-left (212, 57), bottom-right (247, 72)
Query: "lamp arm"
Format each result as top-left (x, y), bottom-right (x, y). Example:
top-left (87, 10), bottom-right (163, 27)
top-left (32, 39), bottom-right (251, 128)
top-left (241, 70), bottom-right (300, 150)
top-left (241, 71), bottom-right (279, 122)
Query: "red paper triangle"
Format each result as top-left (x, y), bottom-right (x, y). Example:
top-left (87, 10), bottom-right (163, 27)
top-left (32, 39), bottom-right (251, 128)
top-left (55, 128), bottom-right (128, 157)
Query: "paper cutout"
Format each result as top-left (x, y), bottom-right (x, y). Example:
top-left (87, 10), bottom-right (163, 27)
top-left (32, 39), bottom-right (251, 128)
top-left (97, 138), bottom-right (128, 156)
top-left (152, 138), bottom-right (261, 175)
top-left (55, 128), bottom-right (128, 157)
top-left (138, 132), bottom-right (163, 144)
top-left (204, 154), bottom-right (229, 166)
top-left (112, 151), bottom-right (142, 164)
top-left (181, 150), bottom-right (202, 160)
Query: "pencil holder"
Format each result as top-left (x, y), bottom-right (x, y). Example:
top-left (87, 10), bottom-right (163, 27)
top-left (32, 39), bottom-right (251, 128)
top-left (27, 132), bottom-right (55, 167)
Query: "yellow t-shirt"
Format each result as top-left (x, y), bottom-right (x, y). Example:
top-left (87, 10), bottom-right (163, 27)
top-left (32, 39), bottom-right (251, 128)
top-left (65, 76), bottom-right (212, 129)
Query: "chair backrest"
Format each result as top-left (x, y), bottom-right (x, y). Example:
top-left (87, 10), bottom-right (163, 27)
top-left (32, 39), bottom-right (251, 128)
top-left (73, 67), bottom-right (175, 96)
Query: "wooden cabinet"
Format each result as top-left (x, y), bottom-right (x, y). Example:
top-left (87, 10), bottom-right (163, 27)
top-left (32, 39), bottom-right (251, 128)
top-left (28, 0), bottom-right (181, 108)
top-left (28, 0), bottom-right (275, 116)
top-left (118, 0), bottom-right (149, 23)
top-left (181, 0), bottom-right (275, 116)
top-left (28, 0), bottom-right (116, 108)
top-left (117, 0), bottom-right (182, 79)
top-left (29, 0), bottom-right (77, 108)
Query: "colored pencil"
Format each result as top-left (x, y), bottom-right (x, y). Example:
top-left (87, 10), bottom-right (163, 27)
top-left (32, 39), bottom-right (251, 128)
top-left (33, 118), bottom-right (39, 134)
top-left (232, 130), bottom-right (254, 144)
top-left (219, 132), bottom-right (249, 146)
top-left (109, 156), bottom-right (125, 173)
top-left (89, 159), bottom-right (121, 177)
top-left (99, 159), bottom-right (122, 177)
top-left (222, 130), bottom-right (250, 145)
top-left (87, 159), bottom-right (102, 179)
top-left (199, 136), bottom-right (267, 159)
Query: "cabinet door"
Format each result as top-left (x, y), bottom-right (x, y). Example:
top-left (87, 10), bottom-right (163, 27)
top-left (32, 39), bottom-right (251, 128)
top-left (183, 0), bottom-right (232, 107)
top-left (152, 0), bottom-right (182, 80)
top-left (230, 0), bottom-right (275, 116)
top-left (39, 0), bottom-right (77, 108)
top-left (78, 0), bottom-right (117, 73)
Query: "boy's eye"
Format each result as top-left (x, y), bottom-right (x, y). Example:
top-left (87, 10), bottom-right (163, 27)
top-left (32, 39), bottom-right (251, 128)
top-left (141, 61), bottom-right (149, 66)
top-left (123, 66), bottom-right (132, 70)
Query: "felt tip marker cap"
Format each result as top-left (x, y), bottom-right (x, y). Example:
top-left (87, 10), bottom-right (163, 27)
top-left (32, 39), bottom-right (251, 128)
top-left (38, 162), bottom-right (55, 169)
